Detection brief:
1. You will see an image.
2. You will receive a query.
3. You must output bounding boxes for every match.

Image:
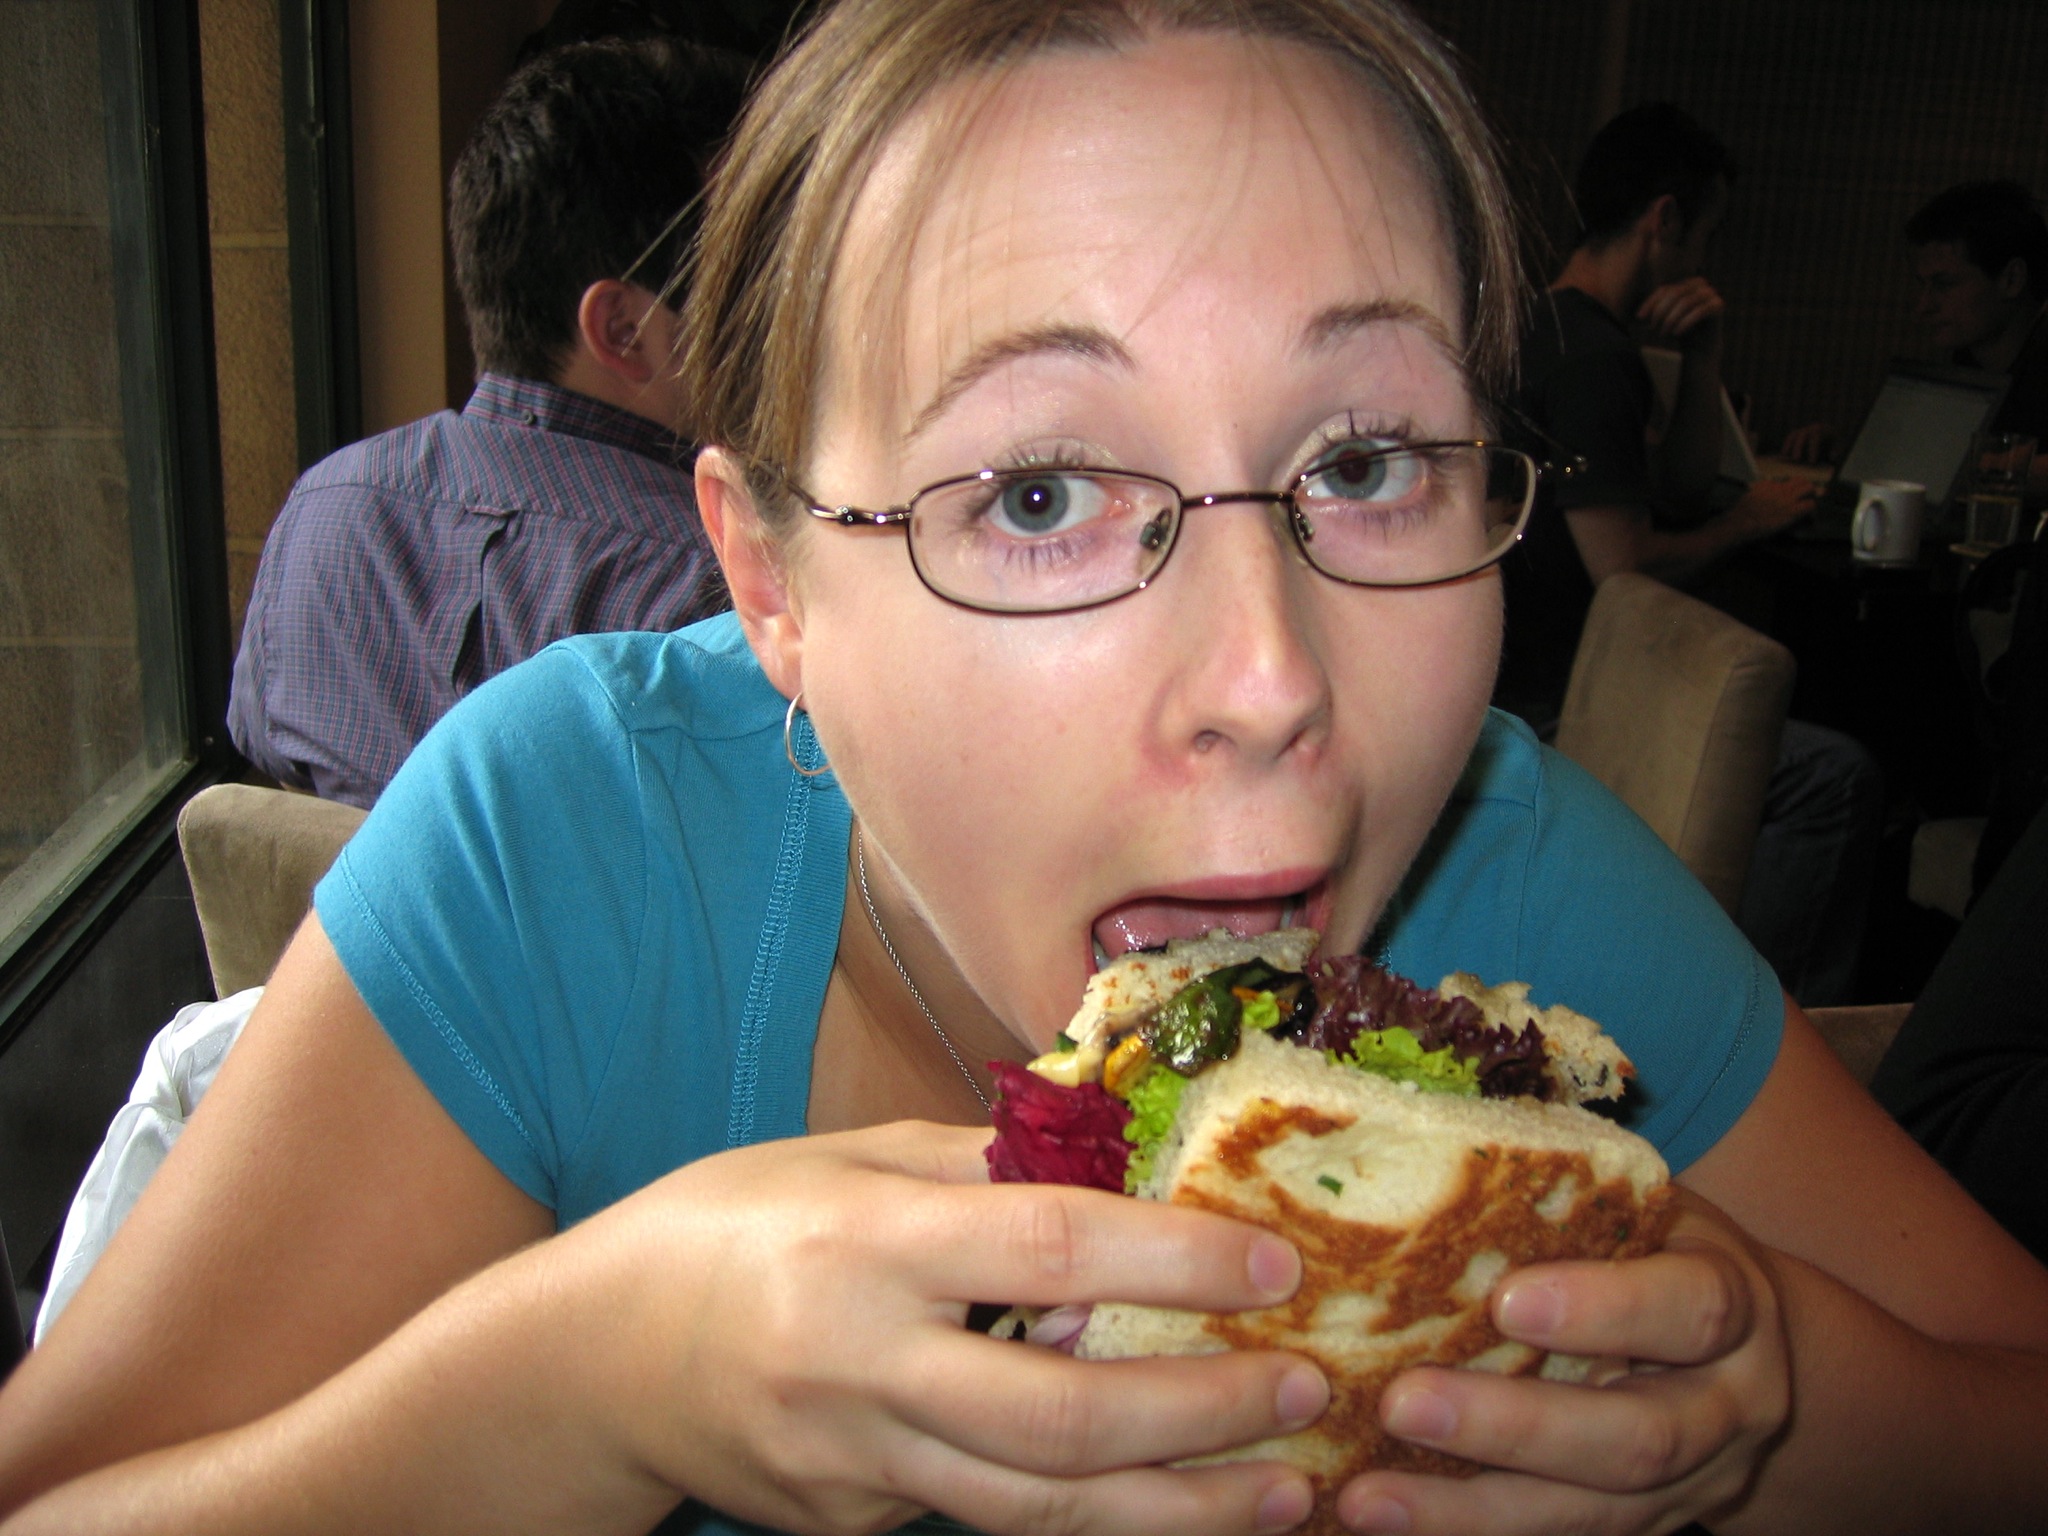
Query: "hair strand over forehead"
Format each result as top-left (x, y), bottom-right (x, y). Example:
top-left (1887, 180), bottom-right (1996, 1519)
top-left (679, 0), bottom-right (1521, 512)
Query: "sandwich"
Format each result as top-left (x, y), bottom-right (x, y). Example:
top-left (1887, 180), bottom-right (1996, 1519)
top-left (984, 930), bottom-right (1674, 1523)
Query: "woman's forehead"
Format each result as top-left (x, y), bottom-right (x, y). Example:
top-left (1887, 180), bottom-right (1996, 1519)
top-left (819, 31), bottom-right (1465, 446)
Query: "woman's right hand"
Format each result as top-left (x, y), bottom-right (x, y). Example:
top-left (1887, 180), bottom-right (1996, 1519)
top-left (0, 929), bottom-right (1315, 1536)
top-left (561, 1121), bottom-right (1329, 1536)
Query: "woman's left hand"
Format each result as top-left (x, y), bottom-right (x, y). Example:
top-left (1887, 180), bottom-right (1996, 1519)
top-left (1335, 1189), bottom-right (1790, 1535)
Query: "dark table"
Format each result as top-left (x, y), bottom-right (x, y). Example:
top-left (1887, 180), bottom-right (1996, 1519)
top-left (1707, 535), bottom-right (1987, 818)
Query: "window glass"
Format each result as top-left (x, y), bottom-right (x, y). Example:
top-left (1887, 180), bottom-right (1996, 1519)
top-left (0, 1), bottom-right (195, 969)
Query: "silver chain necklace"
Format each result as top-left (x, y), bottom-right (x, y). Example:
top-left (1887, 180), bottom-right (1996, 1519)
top-left (856, 827), bottom-right (991, 1112)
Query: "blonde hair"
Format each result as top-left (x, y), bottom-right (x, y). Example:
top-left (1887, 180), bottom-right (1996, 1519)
top-left (680, 0), bottom-right (1520, 523)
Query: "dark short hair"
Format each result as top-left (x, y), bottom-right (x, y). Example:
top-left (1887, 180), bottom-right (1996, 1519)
top-left (1572, 103), bottom-right (1737, 248)
top-left (448, 39), bottom-right (750, 382)
top-left (1906, 180), bottom-right (2048, 299)
top-left (517, 0), bottom-right (805, 63)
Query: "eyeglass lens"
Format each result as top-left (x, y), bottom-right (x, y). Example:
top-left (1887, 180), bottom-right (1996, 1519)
top-left (904, 446), bottom-right (1532, 612)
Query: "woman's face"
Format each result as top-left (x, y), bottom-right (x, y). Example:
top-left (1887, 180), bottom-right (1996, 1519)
top-left (785, 32), bottom-right (1499, 1049)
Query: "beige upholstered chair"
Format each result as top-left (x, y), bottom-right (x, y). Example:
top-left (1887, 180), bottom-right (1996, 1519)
top-left (1805, 1003), bottom-right (1911, 1087)
top-left (1554, 572), bottom-right (1796, 916)
top-left (177, 784), bottom-right (368, 997)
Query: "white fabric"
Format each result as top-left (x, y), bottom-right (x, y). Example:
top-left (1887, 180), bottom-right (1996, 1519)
top-left (33, 988), bottom-right (262, 1342)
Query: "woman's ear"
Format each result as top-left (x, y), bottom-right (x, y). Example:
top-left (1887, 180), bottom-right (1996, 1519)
top-left (695, 446), bottom-right (804, 698)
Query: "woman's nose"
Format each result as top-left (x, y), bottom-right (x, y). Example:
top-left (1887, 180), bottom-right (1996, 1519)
top-left (1153, 500), bottom-right (1331, 766)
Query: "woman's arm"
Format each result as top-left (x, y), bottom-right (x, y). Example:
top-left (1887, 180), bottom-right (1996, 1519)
top-left (0, 921), bottom-right (1333, 1536)
top-left (0, 917), bottom-right (555, 1512)
top-left (1689, 998), bottom-right (2048, 1347)
top-left (1681, 1001), bottom-right (2048, 1531)
top-left (1336, 1001), bottom-right (2048, 1535)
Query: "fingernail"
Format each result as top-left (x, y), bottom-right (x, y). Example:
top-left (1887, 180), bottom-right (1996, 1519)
top-left (1341, 1494), bottom-right (1411, 1534)
top-left (1248, 1234), bottom-right (1301, 1300)
top-left (1256, 1478), bottom-right (1313, 1533)
top-left (1275, 1364), bottom-right (1329, 1428)
top-left (1383, 1385), bottom-right (1457, 1444)
top-left (1497, 1278), bottom-right (1565, 1340)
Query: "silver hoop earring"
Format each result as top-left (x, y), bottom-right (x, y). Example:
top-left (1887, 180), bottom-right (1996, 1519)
top-left (783, 692), bottom-right (832, 778)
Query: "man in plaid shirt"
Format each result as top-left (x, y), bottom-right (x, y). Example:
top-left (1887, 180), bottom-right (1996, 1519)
top-left (230, 40), bottom-right (743, 807)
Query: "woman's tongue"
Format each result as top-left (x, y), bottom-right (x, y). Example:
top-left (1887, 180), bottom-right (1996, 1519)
top-left (1092, 896), bottom-right (1292, 963)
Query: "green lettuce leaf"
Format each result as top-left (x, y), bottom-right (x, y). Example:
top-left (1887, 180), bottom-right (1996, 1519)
top-left (1121, 1066), bottom-right (1188, 1192)
top-left (1333, 1025), bottom-right (1481, 1096)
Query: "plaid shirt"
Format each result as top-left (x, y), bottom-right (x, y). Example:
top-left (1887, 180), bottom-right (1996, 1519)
top-left (229, 374), bottom-right (725, 807)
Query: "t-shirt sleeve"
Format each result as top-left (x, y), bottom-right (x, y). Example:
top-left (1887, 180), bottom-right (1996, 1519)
top-left (1386, 726), bottom-right (1783, 1174)
top-left (1516, 750), bottom-right (1782, 1170)
top-left (1537, 352), bottom-right (1657, 515)
top-left (313, 645), bottom-right (648, 1211)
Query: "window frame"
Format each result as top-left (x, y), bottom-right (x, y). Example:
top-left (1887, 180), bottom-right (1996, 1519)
top-left (280, 0), bottom-right (362, 469)
top-left (0, 0), bottom-right (235, 1046)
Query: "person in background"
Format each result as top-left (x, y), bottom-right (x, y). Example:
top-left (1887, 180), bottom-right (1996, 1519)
top-left (517, 0), bottom-right (805, 64)
top-left (1497, 104), bottom-right (1817, 727)
top-left (1870, 794), bottom-right (2048, 1263)
top-left (228, 39), bottom-right (746, 808)
top-left (1499, 103), bottom-right (1881, 1008)
top-left (1785, 180), bottom-right (2048, 467)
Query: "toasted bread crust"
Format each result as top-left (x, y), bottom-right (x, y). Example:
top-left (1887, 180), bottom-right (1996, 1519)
top-left (1077, 1036), bottom-right (1674, 1533)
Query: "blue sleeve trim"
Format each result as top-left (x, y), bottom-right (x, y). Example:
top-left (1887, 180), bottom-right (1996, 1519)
top-left (551, 650), bottom-right (653, 1178)
top-left (726, 732), bottom-right (820, 1150)
top-left (1508, 745), bottom-right (1543, 981)
top-left (327, 850), bottom-right (547, 1190)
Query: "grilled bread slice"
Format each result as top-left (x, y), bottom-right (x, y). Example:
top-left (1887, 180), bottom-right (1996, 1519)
top-left (1077, 1031), bottom-right (1673, 1531)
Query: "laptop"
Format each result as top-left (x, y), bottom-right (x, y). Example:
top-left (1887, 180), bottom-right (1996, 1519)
top-left (1832, 358), bottom-right (2009, 509)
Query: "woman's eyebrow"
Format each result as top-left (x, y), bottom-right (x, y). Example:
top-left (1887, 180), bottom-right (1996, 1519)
top-left (1299, 298), bottom-right (1457, 359)
top-left (905, 323), bottom-right (1135, 443)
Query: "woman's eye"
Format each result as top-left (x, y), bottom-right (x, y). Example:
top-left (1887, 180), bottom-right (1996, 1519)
top-left (989, 473), bottom-right (1105, 536)
top-left (1299, 444), bottom-right (1422, 503)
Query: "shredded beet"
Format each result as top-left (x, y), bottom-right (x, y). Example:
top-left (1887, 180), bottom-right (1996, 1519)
top-left (1286, 955), bottom-right (1555, 1101)
top-left (985, 1061), bottom-right (1134, 1191)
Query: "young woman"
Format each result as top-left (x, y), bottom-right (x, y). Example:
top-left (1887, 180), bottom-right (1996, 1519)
top-left (3, 2), bottom-right (2045, 1533)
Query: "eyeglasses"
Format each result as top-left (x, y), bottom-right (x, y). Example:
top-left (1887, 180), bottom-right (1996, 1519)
top-left (788, 441), bottom-right (1545, 615)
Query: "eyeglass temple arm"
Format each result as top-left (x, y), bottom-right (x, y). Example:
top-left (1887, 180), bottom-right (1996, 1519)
top-left (1491, 408), bottom-right (1585, 484)
top-left (806, 503), bottom-right (912, 526)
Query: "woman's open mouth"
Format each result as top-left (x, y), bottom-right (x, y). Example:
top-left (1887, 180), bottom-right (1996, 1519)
top-left (1090, 874), bottom-right (1334, 968)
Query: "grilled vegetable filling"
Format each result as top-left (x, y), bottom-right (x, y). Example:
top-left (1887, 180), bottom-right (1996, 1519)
top-left (1005, 953), bottom-right (1561, 1194)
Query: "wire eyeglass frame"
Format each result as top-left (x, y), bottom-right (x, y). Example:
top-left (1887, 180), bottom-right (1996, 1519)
top-left (784, 440), bottom-right (1575, 616)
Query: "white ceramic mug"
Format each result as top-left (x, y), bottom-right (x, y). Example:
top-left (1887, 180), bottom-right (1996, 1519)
top-left (1852, 479), bottom-right (1925, 564)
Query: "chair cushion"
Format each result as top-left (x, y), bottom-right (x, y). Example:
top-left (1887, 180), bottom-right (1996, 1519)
top-left (1805, 1003), bottom-right (1911, 1087)
top-left (1556, 573), bottom-right (1794, 914)
top-left (177, 783), bottom-right (367, 997)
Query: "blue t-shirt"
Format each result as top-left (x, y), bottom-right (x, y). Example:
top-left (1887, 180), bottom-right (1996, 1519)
top-left (315, 612), bottom-right (1780, 1529)
top-left (319, 612), bottom-right (1781, 1214)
